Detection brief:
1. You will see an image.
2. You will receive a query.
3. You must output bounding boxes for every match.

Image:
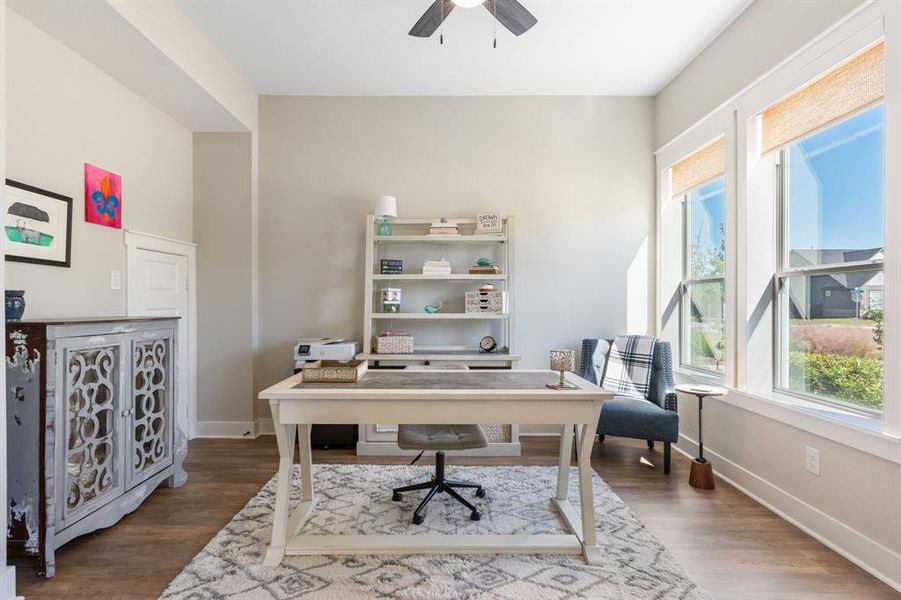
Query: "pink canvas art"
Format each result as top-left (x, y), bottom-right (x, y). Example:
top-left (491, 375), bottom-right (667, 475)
top-left (84, 163), bottom-right (122, 229)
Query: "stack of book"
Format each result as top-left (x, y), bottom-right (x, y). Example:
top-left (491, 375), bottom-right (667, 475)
top-left (469, 263), bottom-right (501, 275)
top-left (422, 258), bottom-right (452, 275)
top-left (428, 220), bottom-right (460, 236)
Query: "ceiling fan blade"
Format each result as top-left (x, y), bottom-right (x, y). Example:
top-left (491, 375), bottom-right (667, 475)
top-left (409, 0), bottom-right (455, 38)
top-left (485, 0), bottom-right (537, 36)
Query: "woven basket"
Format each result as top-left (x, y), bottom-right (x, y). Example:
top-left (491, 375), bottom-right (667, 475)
top-left (374, 334), bottom-right (414, 354)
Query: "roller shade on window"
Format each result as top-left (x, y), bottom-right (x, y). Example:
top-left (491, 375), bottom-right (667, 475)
top-left (671, 137), bottom-right (725, 198)
top-left (762, 41), bottom-right (884, 154)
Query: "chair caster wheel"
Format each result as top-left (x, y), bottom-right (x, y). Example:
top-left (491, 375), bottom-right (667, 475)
top-left (412, 514), bottom-right (425, 525)
top-left (470, 510), bottom-right (481, 521)
top-left (475, 488), bottom-right (486, 498)
top-left (392, 492), bottom-right (402, 502)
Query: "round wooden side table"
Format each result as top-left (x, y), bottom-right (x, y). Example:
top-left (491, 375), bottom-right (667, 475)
top-left (675, 383), bottom-right (727, 490)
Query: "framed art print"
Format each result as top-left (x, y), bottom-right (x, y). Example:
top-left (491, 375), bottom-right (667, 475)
top-left (476, 211), bottom-right (503, 234)
top-left (4, 179), bottom-right (73, 267)
top-left (84, 163), bottom-right (122, 229)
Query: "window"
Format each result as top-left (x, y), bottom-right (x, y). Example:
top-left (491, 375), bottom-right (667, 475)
top-left (772, 44), bottom-right (885, 414)
top-left (672, 139), bottom-right (726, 375)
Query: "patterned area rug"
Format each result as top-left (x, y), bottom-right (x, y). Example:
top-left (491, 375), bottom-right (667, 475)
top-left (162, 464), bottom-right (707, 599)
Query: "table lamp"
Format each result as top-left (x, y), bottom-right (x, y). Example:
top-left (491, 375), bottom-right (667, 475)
top-left (547, 350), bottom-right (577, 389)
top-left (375, 195), bottom-right (397, 236)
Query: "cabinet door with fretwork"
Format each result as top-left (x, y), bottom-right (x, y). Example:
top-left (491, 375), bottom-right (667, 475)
top-left (127, 330), bottom-right (175, 488)
top-left (55, 335), bottom-right (129, 530)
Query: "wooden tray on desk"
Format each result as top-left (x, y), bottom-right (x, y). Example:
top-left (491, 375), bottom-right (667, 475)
top-left (301, 359), bottom-right (368, 383)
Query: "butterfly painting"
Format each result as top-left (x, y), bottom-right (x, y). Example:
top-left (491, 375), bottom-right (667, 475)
top-left (84, 163), bottom-right (121, 229)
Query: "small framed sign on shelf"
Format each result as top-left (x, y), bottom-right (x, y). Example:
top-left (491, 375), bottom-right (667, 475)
top-left (475, 211), bottom-right (502, 234)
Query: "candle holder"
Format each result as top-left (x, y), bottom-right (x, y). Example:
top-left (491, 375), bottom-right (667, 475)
top-left (546, 349), bottom-right (577, 390)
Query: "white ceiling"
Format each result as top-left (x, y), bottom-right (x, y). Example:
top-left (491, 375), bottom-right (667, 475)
top-left (175, 0), bottom-right (751, 96)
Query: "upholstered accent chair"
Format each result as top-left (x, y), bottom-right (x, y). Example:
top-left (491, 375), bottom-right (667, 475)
top-left (579, 338), bottom-right (679, 474)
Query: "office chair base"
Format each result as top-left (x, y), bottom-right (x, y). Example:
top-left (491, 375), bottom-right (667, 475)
top-left (392, 451), bottom-right (485, 525)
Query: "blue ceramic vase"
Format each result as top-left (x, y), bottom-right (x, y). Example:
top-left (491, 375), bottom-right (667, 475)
top-left (5, 290), bottom-right (25, 321)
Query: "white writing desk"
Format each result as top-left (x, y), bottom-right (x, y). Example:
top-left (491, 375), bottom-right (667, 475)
top-left (258, 369), bottom-right (611, 567)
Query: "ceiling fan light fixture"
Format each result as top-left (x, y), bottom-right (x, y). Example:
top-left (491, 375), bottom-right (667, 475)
top-left (452, 0), bottom-right (485, 8)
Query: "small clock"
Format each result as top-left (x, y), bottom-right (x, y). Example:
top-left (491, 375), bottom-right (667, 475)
top-left (479, 335), bottom-right (497, 353)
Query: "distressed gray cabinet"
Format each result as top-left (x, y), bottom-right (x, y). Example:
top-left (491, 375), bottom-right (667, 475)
top-left (6, 317), bottom-right (186, 577)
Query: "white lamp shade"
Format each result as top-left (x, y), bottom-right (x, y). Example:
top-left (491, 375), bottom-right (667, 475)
top-left (453, 0), bottom-right (485, 7)
top-left (375, 195), bottom-right (397, 218)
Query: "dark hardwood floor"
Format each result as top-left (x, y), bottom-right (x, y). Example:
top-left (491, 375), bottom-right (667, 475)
top-left (13, 436), bottom-right (897, 599)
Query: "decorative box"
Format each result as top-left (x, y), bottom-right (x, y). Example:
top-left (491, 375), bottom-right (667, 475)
top-left (374, 332), bottom-right (414, 354)
top-left (465, 291), bottom-right (507, 314)
top-left (302, 359), bottom-right (368, 383)
top-left (380, 288), bottom-right (402, 313)
top-left (380, 259), bottom-right (403, 274)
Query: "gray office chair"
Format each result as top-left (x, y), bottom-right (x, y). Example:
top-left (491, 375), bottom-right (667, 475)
top-left (391, 424), bottom-right (488, 524)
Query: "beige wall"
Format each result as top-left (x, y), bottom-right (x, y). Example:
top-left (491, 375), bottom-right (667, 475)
top-left (5, 11), bottom-right (193, 318)
top-left (257, 96), bottom-right (655, 415)
top-left (193, 133), bottom-right (254, 425)
top-left (654, 0), bottom-right (864, 148)
top-left (658, 0), bottom-right (900, 582)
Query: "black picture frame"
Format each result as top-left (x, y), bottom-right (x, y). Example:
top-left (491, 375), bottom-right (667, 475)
top-left (4, 179), bottom-right (73, 268)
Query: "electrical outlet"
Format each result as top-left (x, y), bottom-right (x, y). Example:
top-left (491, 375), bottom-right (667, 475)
top-left (805, 446), bottom-right (820, 476)
top-left (110, 270), bottom-right (121, 290)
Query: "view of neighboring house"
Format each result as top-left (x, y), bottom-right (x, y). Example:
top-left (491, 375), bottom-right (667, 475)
top-left (788, 248), bottom-right (884, 319)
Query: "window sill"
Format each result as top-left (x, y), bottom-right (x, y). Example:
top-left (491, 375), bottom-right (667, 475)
top-left (673, 371), bottom-right (901, 464)
top-left (674, 366), bottom-right (724, 385)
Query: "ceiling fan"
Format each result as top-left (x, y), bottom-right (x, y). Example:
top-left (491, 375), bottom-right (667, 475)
top-left (409, 0), bottom-right (538, 42)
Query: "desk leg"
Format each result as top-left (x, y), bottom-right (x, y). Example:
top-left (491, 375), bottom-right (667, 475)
top-left (577, 423), bottom-right (601, 564)
top-left (264, 402), bottom-right (298, 567)
top-left (298, 424), bottom-right (314, 502)
top-left (556, 424), bottom-right (574, 501)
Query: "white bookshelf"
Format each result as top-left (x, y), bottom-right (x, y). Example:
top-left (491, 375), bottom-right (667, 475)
top-left (360, 215), bottom-right (520, 366)
top-left (357, 214), bottom-right (521, 457)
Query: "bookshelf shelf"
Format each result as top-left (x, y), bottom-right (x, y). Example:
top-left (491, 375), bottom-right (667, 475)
top-left (357, 348), bottom-right (521, 362)
top-left (374, 234), bottom-right (506, 244)
top-left (371, 313), bottom-right (507, 320)
top-left (370, 273), bottom-right (507, 281)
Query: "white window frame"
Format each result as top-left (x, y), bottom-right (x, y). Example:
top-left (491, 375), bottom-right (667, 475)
top-left (680, 177), bottom-right (727, 377)
top-left (656, 113), bottom-right (736, 387)
top-left (773, 119), bottom-right (886, 416)
top-left (656, 0), bottom-right (901, 463)
top-left (737, 12), bottom-right (898, 436)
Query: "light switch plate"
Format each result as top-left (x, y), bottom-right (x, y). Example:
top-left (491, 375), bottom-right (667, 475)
top-left (805, 446), bottom-right (820, 476)
top-left (111, 270), bottom-right (121, 290)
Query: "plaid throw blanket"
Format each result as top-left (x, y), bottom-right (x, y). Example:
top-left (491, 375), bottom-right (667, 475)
top-left (601, 335), bottom-right (657, 399)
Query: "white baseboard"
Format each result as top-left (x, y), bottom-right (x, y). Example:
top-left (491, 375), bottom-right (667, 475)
top-left (674, 435), bottom-right (901, 593)
top-left (192, 420), bottom-right (257, 439)
top-left (0, 565), bottom-right (17, 600)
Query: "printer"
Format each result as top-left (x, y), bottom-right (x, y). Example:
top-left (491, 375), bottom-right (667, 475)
top-left (294, 338), bottom-right (361, 370)
top-left (292, 338), bottom-right (362, 450)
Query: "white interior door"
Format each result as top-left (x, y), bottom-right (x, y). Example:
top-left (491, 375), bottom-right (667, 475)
top-left (127, 248), bottom-right (190, 441)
